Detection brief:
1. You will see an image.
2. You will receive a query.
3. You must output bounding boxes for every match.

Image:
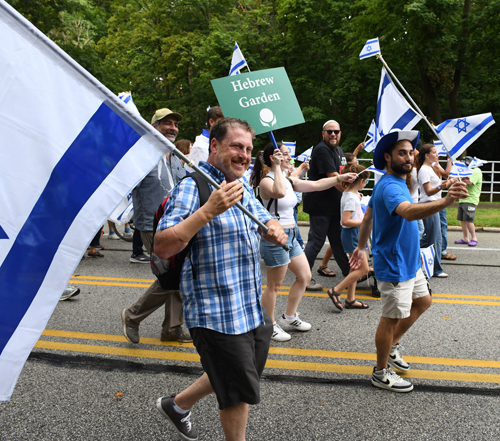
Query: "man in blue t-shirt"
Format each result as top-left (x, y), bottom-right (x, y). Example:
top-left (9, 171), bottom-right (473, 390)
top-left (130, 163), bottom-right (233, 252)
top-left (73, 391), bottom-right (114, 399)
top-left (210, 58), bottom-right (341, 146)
top-left (351, 130), bottom-right (468, 393)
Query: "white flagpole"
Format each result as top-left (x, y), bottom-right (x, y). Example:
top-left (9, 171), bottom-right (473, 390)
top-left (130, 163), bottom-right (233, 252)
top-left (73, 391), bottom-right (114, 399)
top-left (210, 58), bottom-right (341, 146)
top-left (375, 53), bottom-right (460, 177)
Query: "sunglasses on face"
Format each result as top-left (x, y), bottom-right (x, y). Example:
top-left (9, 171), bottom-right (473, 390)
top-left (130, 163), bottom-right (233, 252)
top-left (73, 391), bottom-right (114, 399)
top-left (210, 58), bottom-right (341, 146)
top-left (324, 129), bottom-right (340, 135)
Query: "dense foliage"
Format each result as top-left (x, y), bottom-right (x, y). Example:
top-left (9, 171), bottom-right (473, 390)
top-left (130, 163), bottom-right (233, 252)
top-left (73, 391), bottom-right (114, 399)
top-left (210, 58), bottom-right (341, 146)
top-left (7, 0), bottom-right (500, 157)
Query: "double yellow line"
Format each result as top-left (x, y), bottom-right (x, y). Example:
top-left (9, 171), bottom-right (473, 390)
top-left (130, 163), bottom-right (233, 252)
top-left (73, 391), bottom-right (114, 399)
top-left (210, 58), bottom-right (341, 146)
top-left (37, 329), bottom-right (500, 384)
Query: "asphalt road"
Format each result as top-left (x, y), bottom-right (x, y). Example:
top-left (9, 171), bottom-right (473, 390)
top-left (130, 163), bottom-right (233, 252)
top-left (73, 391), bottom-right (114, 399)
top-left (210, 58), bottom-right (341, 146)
top-left (1, 228), bottom-right (500, 441)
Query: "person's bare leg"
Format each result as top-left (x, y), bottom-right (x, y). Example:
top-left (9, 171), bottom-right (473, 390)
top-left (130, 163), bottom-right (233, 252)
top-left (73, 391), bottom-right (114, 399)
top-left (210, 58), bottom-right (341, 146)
top-left (261, 265), bottom-right (288, 321)
top-left (392, 295), bottom-right (432, 345)
top-left (466, 221), bottom-right (477, 242)
top-left (461, 221), bottom-right (469, 242)
top-left (320, 246), bottom-right (333, 268)
top-left (174, 373), bottom-right (213, 410)
top-left (285, 254), bottom-right (311, 316)
top-left (332, 253), bottom-right (368, 298)
top-left (220, 402), bottom-right (250, 441)
top-left (375, 317), bottom-right (399, 370)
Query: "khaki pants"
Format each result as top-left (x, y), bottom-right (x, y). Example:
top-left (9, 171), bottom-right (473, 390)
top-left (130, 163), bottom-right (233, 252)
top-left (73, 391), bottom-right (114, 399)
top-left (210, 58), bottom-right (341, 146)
top-left (123, 231), bottom-right (184, 336)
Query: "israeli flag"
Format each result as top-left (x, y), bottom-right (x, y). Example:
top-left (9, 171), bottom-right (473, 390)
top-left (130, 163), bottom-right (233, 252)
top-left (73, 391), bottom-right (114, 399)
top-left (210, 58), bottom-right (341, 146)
top-left (449, 161), bottom-right (473, 178)
top-left (377, 68), bottom-right (422, 136)
top-left (282, 141), bottom-right (296, 158)
top-left (421, 245), bottom-right (435, 278)
top-left (469, 157), bottom-right (488, 168)
top-left (433, 113), bottom-right (495, 160)
top-left (367, 165), bottom-right (386, 176)
top-left (118, 91), bottom-right (141, 116)
top-left (229, 42), bottom-right (249, 76)
top-left (296, 147), bottom-right (313, 162)
top-left (433, 140), bottom-right (449, 157)
top-left (0, 2), bottom-right (174, 401)
top-left (359, 37), bottom-right (381, 60)
top-left (364, 120), bottom-right (379, 153)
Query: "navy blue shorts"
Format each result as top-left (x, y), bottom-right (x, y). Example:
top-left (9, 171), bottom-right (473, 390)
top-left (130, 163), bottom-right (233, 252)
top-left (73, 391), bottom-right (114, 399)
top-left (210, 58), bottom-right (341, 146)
top-left (341, 227), bottom-right (359, 253)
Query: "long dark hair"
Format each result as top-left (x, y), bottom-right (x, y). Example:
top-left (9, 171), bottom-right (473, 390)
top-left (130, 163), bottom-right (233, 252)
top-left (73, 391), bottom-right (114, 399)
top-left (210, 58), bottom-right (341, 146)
top-left (250, 142), bottom-right (283, 188)
top-left (416, 143), bottom-right (435, 172)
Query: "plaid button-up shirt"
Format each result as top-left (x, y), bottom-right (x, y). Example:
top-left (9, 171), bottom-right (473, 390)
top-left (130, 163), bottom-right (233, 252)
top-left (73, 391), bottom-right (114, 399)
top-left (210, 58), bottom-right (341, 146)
top-left (158, 162), bottom-right (272, 335)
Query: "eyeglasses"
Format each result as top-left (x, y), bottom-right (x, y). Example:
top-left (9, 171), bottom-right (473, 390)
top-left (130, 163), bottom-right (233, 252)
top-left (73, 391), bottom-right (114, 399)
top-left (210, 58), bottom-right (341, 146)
top-left (324, 129), bottom-right (340, 135)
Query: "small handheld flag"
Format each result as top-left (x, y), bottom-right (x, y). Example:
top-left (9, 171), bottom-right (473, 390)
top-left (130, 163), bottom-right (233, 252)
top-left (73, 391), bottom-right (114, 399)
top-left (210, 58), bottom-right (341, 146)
top-left (367, 165), bottom-right (386, 176)
top-left (469, 157), bottom-right (488, 168)
top-left (432, 140), bottom-right (449, 157)
top-left (421, 245), bottom-right (435, 278)
top-left (433, 113), bottom-right (495, 160)
top-left (229, 42), bottom-right (249, 76)
top-left (282, 141), bottom-right (296, 158)
top-left (449, 161), bottom-right (473, 178)
top-left (364, 120), bottom-right (379, 153)
top-left (296, 147), bottom-right (313, 162)
top-left (359, 38), bottom-right (381, 60)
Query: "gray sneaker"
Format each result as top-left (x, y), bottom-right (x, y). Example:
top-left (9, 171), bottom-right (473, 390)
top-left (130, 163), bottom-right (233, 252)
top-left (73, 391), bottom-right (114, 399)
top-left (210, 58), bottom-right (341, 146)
top-left (60, 286), bottom-right (80, 301)
top-left (130, 253), bottom-right (150, 264)
top-left (389, 343), bottom-right (410, 372)
top-left (371, 367), bottom-right (413, 393)
top-left (121, 309), bottom-right (140, 344)
top-left (161, 326), bottom-right (193, 343)
top-left (306, 277), bottom-right (323, 291)
top-left (156, 395), bottom-right (198, 441)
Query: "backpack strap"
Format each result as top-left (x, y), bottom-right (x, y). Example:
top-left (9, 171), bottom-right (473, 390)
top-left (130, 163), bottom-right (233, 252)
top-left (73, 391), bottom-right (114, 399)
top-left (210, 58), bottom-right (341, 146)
top-left (260, 175), bottom-right (294, 221)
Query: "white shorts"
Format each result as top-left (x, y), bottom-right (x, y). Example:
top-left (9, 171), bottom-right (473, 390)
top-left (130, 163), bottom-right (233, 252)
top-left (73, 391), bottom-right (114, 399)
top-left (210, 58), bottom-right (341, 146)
top-left (377, 269), bottom-right (430, 319)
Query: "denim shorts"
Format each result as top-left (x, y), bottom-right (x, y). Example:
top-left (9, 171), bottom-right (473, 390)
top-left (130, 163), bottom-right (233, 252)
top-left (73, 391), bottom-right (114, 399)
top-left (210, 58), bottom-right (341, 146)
top-left (260, 227), bottom-right (303, 268)
top-left (341, 226), bottom-right (359, 253)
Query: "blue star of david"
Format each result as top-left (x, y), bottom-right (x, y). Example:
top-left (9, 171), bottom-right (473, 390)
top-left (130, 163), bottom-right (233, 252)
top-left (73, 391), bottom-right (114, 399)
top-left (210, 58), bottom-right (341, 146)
top-left (428, 258), bottom-right (433, 265)
top-left (454, 118), bottom-right (469, 134)
top-left (366, 45), bottom-right (372, 52)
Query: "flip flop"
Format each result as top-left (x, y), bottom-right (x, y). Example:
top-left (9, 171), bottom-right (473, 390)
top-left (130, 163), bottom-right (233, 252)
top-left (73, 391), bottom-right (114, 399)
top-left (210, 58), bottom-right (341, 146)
top-left (468, 240), bottom-right (478, 247)
top-left (327, 289), bottom-right (343, 312)
top-left (317, 266), bottom-right (337, 277)
top-left (441, 253), bottom-right (457, 261)
top-left (454, 239), bottom-right (469, 245)
top-left (345, 299), bottom-right (369, 309)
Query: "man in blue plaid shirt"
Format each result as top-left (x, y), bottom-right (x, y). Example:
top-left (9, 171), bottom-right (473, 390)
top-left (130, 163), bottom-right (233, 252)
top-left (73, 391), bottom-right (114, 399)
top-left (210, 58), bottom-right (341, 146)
top-left (154, 118), bottom-right (287, 441)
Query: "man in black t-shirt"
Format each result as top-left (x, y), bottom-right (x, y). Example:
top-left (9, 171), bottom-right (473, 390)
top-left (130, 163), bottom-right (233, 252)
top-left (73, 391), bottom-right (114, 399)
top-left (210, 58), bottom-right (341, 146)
top-left (303, 119), bottom-right (361, 290)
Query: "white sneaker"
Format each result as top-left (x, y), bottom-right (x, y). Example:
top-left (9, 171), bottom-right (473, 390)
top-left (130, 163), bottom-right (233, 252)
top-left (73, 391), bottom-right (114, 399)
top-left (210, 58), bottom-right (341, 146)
top-left (388, 343), bottom-right (410, 372)
top-left (435, 272), bottom-right (448, 278)
top-left (272, 322), bottom-right (291, 342)
top-left (108, 233), bottom-right (120, 240)
top-left (371, 367), bottom-right (413, 393)
top-left (280, 313), bottom-right (312, 332)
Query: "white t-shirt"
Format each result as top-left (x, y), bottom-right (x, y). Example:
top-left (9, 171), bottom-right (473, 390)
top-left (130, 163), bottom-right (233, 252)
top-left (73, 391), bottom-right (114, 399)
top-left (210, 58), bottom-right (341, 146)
top-left (340, 191), bottom-right (363, 228)
top-left (260, 171), bottom-right (297, 227)
top-left (410, 167), bottom-right (419, 203)
top-left (418, 164), bottom-right (441, 202)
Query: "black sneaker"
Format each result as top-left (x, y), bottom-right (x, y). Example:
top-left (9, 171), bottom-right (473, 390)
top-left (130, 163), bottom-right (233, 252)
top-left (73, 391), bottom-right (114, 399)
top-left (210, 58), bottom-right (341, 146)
top-left (130, 253), bottom-right (150, 264)
top-left (156, 395), bottom-right (198, 441)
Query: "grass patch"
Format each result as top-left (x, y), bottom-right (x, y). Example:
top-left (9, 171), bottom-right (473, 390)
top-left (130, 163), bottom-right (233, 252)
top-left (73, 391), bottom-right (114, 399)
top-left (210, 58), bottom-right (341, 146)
top-left (298, 205), bottom-right (500, 228)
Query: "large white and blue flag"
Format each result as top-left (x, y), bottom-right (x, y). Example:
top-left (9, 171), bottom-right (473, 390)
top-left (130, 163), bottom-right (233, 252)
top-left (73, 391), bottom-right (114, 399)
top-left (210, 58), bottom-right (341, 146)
top-left (229, 42), bottom-right (249, 76)
top-left (449, 161), bottom-right (473, 178)
top-left (421, 245), bottom-right (435, 278)
top-left (433, 113), bottom-right (495, 160)
top-left (282, 141), bottom-right (296, 158)
top-left (0, 2), bottom-right (175, 401)
top-left (296, 147), bottom-right (313, 162)
top-left (359, 37), bottom-right (381, 60)
top-left (377, 68), bottom-right (422, 136)
top-left (364, 120), bottom-right (379, 153)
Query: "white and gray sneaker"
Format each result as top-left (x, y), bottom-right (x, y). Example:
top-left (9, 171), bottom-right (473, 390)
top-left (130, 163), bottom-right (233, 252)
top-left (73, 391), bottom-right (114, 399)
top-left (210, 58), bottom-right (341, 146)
top-left (280, 313), bottom-right (312, 332)
top-left (389, 343), bottom-right (410, 372)
top-left (272, 322), bottom-right (291, 342)
top-left (371, 367), bottom-right (413, 393)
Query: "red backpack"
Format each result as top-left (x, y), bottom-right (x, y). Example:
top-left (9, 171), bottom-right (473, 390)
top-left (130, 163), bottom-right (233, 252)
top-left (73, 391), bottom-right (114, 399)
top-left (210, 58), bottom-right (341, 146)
top-left (150, 172), bottom-right (211, 290)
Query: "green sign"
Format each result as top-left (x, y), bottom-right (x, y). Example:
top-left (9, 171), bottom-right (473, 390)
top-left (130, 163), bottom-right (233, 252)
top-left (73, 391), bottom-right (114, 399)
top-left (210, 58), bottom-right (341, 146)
top-left (211, 67), bottom-right (305, 136)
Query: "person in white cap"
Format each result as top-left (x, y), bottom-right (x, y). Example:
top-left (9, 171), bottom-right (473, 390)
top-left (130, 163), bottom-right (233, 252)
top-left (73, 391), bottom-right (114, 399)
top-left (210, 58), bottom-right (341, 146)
top-left (350, 130), bottom-right (468, 393)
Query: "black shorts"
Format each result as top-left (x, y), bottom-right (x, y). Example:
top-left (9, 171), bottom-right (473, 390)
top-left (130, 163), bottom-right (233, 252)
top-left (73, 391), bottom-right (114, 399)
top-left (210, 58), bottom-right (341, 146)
top-left (189, 309), bottom-right (273, 410)
top-left (457, 203), bottom-right (477, 222)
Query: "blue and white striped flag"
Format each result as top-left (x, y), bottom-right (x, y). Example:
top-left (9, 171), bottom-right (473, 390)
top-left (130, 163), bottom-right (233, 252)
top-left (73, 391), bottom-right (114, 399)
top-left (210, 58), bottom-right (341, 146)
top-left (377, 68), bottom-right (422, 136)
top-left (367, 165), bottom-right (386, 176)
top-left (433, 140), bottom-right (449, 157)
top-left (449, 161), bottom-right (473, 178)
top-left (282, 141), bottom-right (296, 158)
top-left (433, 113), bottom-right (495, 160)
top-left (421, 245), bottom-right (435, 278)
top-left (229, 42), bottom-right (249, 76)
top-left (364, 120), bottom-right (379, 153)
top-left (469, 157), bottom-right (488, 168)
top-left (0, 2), bottom-right (174, 401)
top-left (118, 91), bottom-right (141, 116)
top-left (296, 147), bottom-right (313, 162)
top-left (359, 37), bottom-right (381, 60)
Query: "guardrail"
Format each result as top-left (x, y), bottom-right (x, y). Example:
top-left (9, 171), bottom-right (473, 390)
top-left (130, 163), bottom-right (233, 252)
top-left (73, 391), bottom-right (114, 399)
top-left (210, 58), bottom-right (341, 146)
top-left (358, 158), bottom-right (500, 203)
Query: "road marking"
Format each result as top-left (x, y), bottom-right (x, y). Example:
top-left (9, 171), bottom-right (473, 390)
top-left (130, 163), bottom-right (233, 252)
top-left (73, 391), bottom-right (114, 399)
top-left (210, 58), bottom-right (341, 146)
top-left (36, 333), bottom-right (500, 384)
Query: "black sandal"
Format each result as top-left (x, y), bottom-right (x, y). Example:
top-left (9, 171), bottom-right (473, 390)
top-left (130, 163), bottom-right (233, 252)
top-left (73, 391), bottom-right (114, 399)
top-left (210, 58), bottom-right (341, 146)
top-left (327, 289), bottom-right (343, 311)
top-left (317, 266), bottom-right (336, 277)
top-left (345, 299), bottom-right (369, 309)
